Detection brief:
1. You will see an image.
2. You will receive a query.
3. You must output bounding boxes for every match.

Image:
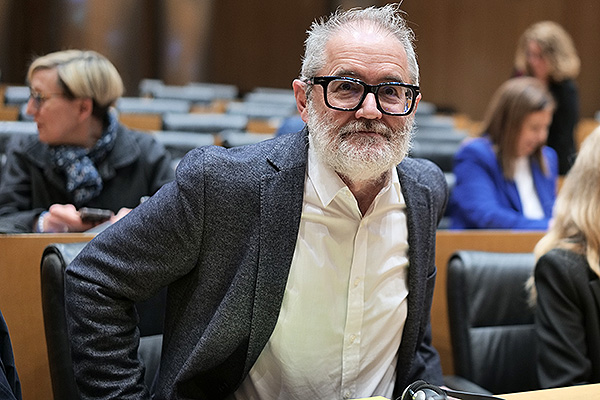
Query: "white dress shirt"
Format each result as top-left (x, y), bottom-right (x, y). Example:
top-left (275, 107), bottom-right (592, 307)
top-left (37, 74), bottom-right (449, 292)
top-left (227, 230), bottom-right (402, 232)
top-left (514, 156), bottom-right (545, 220)
top-left (230, 144), bottom-right (410, 400)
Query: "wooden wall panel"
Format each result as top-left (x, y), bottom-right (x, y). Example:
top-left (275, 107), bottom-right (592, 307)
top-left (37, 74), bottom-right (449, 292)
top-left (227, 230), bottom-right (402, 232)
top-left (402, 0), bottom-right (600, 120)
top-left (0, 1), bottom-right (597, 119)
top-left (56, 0), bottom-right (155, 97)
top-left (208, 0), bottom-right (330, 93)
top-left (155, 0), bottom-right (215, 85)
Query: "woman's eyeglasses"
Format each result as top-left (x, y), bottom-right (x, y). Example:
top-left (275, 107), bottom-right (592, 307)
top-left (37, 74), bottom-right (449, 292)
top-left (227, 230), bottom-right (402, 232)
top-left (29, 89), bottom-right (66, 109)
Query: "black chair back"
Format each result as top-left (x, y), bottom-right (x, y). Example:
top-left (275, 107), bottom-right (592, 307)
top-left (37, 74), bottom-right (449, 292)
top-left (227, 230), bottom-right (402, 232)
top-left (447, 250), bottom-right (539, 394)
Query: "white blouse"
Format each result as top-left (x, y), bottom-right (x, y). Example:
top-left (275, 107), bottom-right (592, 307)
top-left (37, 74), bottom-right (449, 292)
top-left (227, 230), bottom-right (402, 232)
top-left (514, 156), bottom-right (545, 220)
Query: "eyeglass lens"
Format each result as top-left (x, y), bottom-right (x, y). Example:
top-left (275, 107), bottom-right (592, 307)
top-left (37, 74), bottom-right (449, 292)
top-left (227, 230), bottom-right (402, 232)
top-left (29, 90), bottom-right (64, 108)
top-left (326, 79), bottom-right (414, 114)
top-left (29, 91), bottom-right (42, 107)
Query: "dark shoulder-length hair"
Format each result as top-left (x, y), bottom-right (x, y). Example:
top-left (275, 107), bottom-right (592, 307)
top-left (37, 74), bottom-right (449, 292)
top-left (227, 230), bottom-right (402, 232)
top-left (479, 76), bottom-right (555, 179)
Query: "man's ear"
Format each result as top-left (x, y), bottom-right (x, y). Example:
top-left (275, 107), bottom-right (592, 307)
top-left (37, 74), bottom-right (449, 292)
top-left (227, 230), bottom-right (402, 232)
top-left (412, 92), bottom-right (422, 113)
top-left (292, 79), bottom-right (310, 123)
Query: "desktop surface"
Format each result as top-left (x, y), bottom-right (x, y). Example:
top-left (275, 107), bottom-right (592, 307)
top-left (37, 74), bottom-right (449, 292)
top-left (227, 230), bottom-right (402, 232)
top-left (502, 383), bottom-right (600, 399)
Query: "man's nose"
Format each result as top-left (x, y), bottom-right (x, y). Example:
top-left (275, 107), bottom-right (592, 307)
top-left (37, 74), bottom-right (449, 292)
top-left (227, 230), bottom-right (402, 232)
top-left (355, 92), bottom-right (382, 119)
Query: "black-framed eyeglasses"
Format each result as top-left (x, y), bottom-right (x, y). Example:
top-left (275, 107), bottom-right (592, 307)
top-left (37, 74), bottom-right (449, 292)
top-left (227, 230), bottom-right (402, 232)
top-left (308, 76), bottom-right (420, 116)
top-left (29, 89), bottom-right (66, 109)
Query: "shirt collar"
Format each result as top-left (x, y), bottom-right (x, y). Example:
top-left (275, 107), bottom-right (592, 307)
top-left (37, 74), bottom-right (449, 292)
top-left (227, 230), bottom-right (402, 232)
top-left (307, 139), bottom-right (402, 208)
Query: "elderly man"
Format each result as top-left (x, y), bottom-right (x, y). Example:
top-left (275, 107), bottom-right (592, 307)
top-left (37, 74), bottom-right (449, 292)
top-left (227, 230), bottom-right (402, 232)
top-left (66, 4), bottom-right (448, 399)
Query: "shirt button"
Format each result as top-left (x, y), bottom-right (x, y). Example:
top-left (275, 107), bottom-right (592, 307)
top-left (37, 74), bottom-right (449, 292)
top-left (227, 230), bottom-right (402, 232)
top-left (353, 277), bottom-right (361, 287)
top-left (349, 334), bottom-right (357, 344)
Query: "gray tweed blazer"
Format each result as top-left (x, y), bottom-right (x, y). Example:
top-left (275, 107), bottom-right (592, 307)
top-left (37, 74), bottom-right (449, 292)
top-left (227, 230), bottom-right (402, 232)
top-left (65, 129), bottom-right (448, 400)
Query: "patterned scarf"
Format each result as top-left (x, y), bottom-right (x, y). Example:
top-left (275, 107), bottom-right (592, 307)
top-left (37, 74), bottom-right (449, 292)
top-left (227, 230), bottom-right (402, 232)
top-left (49, 109), bottom-right (118, 207)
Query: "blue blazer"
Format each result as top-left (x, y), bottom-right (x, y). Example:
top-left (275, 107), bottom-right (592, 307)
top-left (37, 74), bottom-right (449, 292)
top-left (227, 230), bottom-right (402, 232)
top-left (449, 137), bottom-right (558, 230)
top-left (66, 129), bottom-right (448, 399)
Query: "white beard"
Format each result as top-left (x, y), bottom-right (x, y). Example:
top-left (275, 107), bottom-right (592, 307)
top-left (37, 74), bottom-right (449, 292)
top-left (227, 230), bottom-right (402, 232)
top-left (307, 100), bottom-right (414, 184)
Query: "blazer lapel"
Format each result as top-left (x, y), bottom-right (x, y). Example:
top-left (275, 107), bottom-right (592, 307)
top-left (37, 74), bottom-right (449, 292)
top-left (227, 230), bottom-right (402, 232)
top-left (531, 160), bottom-right (554, 217)
top-left (505, 180), bottom-right (523, 213)
top-left (395, 162), bottom-right (436, 383)
top-left (244, 131), bottom-right (308, 373)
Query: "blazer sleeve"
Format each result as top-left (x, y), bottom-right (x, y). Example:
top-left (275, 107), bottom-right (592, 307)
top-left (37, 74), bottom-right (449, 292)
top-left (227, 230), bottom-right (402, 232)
top-left (65, 148), bottom-right (208, 399)
top-left (400, 158), bottom-right (446, 388)
top-left (408, 321), bottom-right (443, 386)
top-left (534, 250), bottom-right (593, 387)
top-left (418, 160), bottom-right (445, 386)
top-left (450, 140), bottom-right (550, 229)
top-left (549, 80), bottom-right (579, 174)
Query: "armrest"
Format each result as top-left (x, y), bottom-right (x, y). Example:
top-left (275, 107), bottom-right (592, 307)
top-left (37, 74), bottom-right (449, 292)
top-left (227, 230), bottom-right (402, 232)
top-left (443, 375), bottom-right (493, 394)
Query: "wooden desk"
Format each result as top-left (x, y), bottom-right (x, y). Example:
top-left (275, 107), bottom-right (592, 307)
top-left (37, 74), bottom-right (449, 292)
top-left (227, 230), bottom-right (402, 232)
top-left (119, 113), bottom-right (163, 131)
top-left (0, 106), bottom-right (19, 121)
top-left (0, 230), bottom-right (547, 399)
top-left (432, 230), bottom-right (545, 375)
top-left (502, 383), bottom-right (600, 399)
top-left (0, 233), bottom-right (95, 400)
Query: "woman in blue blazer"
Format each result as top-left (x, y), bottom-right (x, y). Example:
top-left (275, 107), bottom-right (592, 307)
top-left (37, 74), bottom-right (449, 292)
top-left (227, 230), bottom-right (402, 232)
top-left (449, 77), bottom-right (558, 229)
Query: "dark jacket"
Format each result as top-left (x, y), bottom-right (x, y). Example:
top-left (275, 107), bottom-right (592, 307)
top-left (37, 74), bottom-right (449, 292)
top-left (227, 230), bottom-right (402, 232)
top-left (0, 311), bottom-right (21, 400)
top-left (534, 248), bottom-right (600, 387)
top-left (547, 79), bottom-right (579, 175)
top-left (0, 124), bottom-right (174, 232)
top-left (65, 129), bottom-right (448, 399)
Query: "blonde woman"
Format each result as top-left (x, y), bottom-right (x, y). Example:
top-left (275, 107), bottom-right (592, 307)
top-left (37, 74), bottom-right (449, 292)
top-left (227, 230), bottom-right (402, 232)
top-left (532, 126), bottom-right (600, 387)
top-left (514, 21), bottom-right (580, 175)
top-left (0, 50), bottom-right (174, 233)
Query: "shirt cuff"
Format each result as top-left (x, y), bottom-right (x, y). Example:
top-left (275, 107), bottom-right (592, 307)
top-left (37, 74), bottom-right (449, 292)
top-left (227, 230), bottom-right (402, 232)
top-left (35, 211), bottom-right (49, 233)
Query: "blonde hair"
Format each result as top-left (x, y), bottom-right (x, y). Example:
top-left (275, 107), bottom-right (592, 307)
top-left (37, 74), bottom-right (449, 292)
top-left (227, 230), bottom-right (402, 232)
top-left (514, 21), bottom-right (580, 82)
top-left (534, 126), bottom-right (600, 278)
top-left (27, 50), bottom-right (124, 120)
top-left (480, 76), bottom-right (555, 178)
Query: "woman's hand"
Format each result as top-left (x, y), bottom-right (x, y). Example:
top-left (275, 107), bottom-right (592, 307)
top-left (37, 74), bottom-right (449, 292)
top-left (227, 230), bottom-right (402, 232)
top-left (38, 204), bottom-right (106, 232)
